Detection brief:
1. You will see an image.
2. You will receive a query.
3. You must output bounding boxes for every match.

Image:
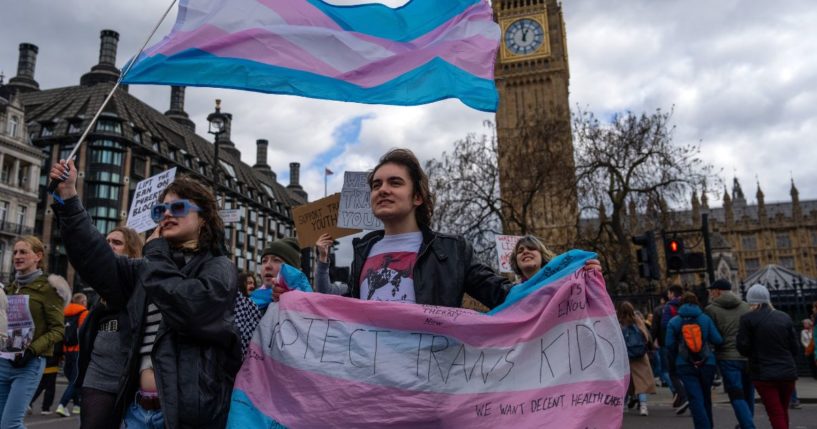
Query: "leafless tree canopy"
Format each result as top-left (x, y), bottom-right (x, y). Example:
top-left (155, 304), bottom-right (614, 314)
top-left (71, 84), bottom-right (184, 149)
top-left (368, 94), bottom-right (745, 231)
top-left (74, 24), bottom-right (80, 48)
top-left (573, 107), bottom-right (719, 290)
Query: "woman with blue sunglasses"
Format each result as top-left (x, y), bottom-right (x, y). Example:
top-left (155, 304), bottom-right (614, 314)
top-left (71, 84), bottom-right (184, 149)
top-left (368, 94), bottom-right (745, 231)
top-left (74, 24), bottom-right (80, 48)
top-left (48, 159), bottom-right (241, 429)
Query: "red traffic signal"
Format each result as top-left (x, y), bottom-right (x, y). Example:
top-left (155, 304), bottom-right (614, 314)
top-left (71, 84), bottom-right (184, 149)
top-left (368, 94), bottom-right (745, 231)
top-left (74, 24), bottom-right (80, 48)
top-left (664, 238), bottom-right (685, 271)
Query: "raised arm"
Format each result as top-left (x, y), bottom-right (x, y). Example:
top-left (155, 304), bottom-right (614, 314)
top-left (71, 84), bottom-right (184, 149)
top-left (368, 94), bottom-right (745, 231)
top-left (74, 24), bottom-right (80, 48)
top-left (461, 238), bottom-right (512, 309)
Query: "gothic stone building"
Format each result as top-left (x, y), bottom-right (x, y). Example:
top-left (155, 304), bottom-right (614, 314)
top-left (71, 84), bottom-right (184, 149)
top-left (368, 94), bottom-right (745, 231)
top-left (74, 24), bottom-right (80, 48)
top-left (2, 31), bottom-right (308, 287)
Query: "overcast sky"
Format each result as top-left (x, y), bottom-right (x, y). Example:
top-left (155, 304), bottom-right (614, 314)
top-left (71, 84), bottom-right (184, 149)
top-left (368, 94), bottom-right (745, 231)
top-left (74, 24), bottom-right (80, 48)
top-left (2, 0), bottom-right (815, 209)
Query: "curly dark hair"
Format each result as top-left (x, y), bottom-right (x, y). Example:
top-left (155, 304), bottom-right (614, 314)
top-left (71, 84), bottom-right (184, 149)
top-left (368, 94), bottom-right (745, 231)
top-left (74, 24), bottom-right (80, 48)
top-left (158, 176), bottom-right (226, 255)
top-left (368, 148), bottom-right (435, 230)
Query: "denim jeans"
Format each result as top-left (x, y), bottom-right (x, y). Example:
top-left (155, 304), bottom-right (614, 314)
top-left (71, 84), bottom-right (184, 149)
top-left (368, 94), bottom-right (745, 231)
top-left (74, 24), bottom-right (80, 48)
top-left (678, 364), bottom-right (716, 429)
top-left (718, 360), bottom-right (755, 429)
top-left (661, 346), bottom-right (686, 401)
top-left (59, 351), bottom-right (80, 407)
top-left (122, 401), bottom-right (164, 429)
top-left (0, 356), bottom-right (46, 429)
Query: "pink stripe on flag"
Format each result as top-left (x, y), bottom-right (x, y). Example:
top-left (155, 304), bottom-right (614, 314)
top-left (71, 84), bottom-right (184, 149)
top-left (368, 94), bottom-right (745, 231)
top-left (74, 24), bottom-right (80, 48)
top-left (235, 349), bottom-right (627, 429)
top-left (276, 270), bottom-right (613, 348)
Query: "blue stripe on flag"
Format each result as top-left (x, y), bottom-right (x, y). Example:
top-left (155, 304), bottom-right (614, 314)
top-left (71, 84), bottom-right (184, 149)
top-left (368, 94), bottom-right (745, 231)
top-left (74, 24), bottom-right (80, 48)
top-left (306, 0), bottom-right (481, 42)
top-left (122, 49), bottom-right (499, 112)
top-left (227, 389), bottom-right (288, 429)
top-left (487, 250), bottom-right (598, 315)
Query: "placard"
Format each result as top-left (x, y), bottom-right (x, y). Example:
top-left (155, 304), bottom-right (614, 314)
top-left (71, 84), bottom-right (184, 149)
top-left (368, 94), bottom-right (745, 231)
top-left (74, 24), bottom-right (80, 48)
top-left (291, 193), bottom-right (361, 248)
top-left (338, 171), bottom-right (383, 230)
top-left (220, 208), bottom-right (242, 224)
top-left (0, 295), bottom-right (34, 360)
top-left (126, 168), bottom-right (177, 233)
top-left (495, 235), bottom-right (523, 273)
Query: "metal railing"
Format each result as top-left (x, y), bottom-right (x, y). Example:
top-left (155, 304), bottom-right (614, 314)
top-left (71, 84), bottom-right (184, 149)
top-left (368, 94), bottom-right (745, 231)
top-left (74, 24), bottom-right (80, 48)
top-left (0, 221), bottom-right (33, 236)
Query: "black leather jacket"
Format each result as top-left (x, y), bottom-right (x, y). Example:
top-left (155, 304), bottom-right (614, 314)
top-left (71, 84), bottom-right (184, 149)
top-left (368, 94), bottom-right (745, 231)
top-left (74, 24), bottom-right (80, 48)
top-left (55, 197), bottom-right (242, 428)
top-left (349, 228), bottom-right (512, 309)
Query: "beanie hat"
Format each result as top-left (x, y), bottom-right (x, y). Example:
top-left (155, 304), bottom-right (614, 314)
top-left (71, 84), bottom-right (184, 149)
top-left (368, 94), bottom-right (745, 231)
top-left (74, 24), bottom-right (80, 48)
top-left (708, 279), bottom-right (732, 290)
top-left (746, 284), bottom-right (770, 305)
top-left (261, 238), bottom-right (302, 268)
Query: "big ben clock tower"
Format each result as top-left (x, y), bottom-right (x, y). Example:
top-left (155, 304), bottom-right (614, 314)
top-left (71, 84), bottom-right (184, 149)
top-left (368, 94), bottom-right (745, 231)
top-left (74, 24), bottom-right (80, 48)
top-left (493, 0), bottom-right (577, 251)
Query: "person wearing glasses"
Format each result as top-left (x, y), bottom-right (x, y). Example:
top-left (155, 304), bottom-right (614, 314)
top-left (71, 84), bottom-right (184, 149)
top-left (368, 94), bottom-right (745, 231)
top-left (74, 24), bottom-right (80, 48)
top-left (48, 160), bottom-right (241, 429)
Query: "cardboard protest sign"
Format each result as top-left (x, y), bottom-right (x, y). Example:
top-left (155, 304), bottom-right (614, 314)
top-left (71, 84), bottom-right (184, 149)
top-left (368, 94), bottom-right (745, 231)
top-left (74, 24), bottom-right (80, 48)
top-left (291, 193), bottom-right (361, 248)
top-left (126, 168), bottom-right (177, 233)
top-left (338, 171), bottom-right (383, 230)
top-left (227, 250), bottom-right (629, 429)
top-left (495, 235), bottom-right (523, 273)
top-left (0, 295), bottom-right (35, 360)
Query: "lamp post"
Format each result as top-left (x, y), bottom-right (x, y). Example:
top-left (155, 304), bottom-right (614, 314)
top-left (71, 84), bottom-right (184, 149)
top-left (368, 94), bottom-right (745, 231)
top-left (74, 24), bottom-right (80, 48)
top-left (206, 99), bottom-right (227, 196)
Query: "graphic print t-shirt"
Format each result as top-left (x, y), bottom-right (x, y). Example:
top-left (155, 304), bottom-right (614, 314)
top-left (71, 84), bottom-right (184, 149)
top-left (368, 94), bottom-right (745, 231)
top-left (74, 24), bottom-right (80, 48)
top-left (359, 232), bottom-right (423, 303)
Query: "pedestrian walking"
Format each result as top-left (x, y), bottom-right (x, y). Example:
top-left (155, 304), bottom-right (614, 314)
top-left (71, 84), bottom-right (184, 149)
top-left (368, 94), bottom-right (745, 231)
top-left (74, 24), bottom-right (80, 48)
top-left (0, 236), bottom-right (70, 429)
top-left (55, 293), bottom-right (88, 417)
top-left (704, 279), bottom-right (754, 429)
top-left (737, 284), bottom-right (799, 429)
top-left (50, 159), bottom-right (242, 429)
top-left (619, 301), bottom-right (656, 416)
top-left (666, 292), bottom-right (723, 429)
top-left (660, 285), bottom-right (690, 414)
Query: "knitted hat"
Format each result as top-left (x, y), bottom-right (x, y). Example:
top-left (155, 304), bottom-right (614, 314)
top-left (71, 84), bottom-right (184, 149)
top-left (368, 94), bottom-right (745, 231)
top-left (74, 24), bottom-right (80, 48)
top-left (746, 284), bottom-right (770, 304)
top-left (261, 238), bottom-right (302, 268)
top-left (708, 279), bottom-right (732, 290)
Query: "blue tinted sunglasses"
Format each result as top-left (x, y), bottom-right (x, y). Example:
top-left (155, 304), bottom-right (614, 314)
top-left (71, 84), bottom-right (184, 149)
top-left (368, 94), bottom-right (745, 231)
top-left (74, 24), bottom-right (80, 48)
top-left (150, 199), bottom-right (202, 222)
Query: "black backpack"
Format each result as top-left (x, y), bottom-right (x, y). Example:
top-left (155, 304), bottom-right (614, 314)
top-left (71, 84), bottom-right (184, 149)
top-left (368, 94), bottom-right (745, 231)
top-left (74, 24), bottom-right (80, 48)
top-left (623, 324), bottom-right (647, 359)
top-left (63, 311), bottom-right (86, 347)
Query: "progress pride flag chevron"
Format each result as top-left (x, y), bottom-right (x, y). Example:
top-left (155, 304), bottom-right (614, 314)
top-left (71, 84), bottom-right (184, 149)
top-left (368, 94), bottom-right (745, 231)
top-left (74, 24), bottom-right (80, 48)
top-left (227, 250), bottom-right (629, 428)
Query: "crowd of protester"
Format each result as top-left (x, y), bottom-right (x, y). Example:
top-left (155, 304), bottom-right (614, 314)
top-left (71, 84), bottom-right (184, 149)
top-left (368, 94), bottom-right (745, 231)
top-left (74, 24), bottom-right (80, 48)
top-left (0, 148), bottom-right (813, 429)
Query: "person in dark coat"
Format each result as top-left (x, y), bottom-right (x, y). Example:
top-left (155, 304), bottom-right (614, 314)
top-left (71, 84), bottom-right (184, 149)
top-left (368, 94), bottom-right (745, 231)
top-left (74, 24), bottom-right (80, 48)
top-left (76, 226), bottom-right (143, 429)
top-left (50, 160), bottom-right (241, 429)
top-left (737, 284), bottom-right (799, 429)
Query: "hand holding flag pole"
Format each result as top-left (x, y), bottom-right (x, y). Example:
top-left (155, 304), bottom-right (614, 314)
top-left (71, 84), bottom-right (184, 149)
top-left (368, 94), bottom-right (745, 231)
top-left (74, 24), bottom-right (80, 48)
top-left (46, 0), bottom-right (179, 203)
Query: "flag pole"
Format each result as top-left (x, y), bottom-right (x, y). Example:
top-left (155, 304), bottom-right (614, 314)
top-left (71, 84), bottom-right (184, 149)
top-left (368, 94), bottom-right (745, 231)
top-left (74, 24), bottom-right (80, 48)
top-left (46, 0), bottom-right (179, 202)
top-left (324, 170), bottom-right (328, 197)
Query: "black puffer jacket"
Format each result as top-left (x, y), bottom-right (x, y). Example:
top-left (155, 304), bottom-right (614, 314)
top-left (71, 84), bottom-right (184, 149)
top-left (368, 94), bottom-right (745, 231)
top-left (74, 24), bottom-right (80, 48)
top-left (55, 196), bottom-right (242, 428)
top-left (349, 228), bottom-right (512, 309)
top-left (737, 306), bottom-right (799, 381)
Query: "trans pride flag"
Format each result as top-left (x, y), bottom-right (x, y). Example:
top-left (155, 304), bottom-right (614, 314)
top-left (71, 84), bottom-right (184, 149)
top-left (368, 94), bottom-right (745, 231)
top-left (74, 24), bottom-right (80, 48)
top-left (227, 250), bottom-right (630, 429)
top-left (123, 0), bottom-right (501, 111)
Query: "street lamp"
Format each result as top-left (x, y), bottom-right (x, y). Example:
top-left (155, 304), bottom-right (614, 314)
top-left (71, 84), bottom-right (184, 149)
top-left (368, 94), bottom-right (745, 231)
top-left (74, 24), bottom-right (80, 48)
top-left (206, 99), bottom-right (227, 195)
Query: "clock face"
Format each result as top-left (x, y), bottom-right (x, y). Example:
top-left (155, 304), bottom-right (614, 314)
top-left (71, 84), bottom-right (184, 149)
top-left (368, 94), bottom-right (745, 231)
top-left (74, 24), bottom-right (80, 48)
top-left (504, 18), bottom-right (545, 56)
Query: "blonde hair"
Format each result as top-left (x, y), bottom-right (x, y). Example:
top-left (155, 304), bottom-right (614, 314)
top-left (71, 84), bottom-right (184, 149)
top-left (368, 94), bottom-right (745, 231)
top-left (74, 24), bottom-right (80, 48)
top-left (14, 235), bottom-right (45, 269)
top-left (109, 226), bottom-right (144, 258)
top-left (510, 235), bottom-right (557, 276)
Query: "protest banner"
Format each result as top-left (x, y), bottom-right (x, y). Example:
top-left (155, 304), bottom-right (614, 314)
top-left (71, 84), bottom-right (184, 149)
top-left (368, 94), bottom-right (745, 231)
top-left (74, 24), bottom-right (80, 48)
top-left (227, 250), bottom-right (629, 429)
top-left (126, 167), bottom-right (177, 233)
top-left (0, 295), bottom-right (35, 360)
top-left (495, 234), bottom-right (523, 273)
top-left (291, 193), bottom-right (361, 248)
top-left (338, 171), bottom-right (383, 230)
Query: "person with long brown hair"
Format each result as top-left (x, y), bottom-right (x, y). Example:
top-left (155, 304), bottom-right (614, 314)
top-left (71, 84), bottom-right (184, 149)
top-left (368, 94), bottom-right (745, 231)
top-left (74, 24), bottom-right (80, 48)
top-left (0, 236), bottom-right (70, 428)
top-left (50, 159), bottom-right (241, 429)
top-left (74, 225), bottom-right (143, 428)
top-left (618, 301), bottom-right (656, 416)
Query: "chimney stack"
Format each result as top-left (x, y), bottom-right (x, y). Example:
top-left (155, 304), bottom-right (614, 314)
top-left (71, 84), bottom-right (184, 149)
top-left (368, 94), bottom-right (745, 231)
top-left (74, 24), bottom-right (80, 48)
top-left (255, 140), bottom-right (269, 167)
top-left (164, 86), bottom-right (195, 131)
top-left (81, 30), bottom-right (121, 86)
top-left (287, 162), bottom-right (308, 201)
top-left (7, 43), bottom-right (40, 93)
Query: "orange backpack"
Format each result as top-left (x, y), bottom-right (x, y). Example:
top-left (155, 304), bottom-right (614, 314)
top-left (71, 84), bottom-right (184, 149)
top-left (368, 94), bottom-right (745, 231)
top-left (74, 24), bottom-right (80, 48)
top-left (679, 317), bottom-right (711, 367)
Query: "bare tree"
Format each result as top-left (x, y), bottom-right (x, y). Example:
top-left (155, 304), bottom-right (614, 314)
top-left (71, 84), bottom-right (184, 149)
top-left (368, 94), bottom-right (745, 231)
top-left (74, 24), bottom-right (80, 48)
top-left (573, 107), bottom-right (719, 290)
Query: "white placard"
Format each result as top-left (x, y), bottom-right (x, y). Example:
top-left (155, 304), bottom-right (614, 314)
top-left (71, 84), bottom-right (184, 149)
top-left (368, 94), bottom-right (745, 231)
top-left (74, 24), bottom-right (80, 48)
top-left (495, 234), bottom-right (523, 273)
top-left (0, 295), bottom-right (34, 360)
top-left (220, 208), bottom-right (242, 224)
top-left (338, 171), bottom-right (383, 230)
top-left (126, 168), bottom-right (177, 233)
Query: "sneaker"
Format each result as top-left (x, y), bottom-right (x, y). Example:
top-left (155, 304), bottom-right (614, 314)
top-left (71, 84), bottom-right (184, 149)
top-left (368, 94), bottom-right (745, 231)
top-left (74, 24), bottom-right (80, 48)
top-left (675, 400), bottom-right (689, 415)
top-left (639, 403), bottom-right (649, 416)
top-left (56, 404), bottom-right (70, 417)
top-left (72, 405), bottom-right (81, 415)
top-left (790, 400), bottom-right (802, 409)
top-left (671, 394), bottom-right (681, 408)
top-left (41, 410), bottom-right (52, 415)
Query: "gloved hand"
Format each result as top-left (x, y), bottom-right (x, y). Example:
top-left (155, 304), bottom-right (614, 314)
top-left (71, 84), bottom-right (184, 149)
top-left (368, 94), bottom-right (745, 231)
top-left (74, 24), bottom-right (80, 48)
top-left (10, 349), bottom-right (36, 368)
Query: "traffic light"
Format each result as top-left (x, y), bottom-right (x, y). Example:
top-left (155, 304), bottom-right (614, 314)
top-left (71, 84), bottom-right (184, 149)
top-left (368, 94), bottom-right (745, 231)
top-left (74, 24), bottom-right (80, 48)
top-left (665, 237), bottom-right (685, 271)
top-left (632, 231), bottom-right (660, 280)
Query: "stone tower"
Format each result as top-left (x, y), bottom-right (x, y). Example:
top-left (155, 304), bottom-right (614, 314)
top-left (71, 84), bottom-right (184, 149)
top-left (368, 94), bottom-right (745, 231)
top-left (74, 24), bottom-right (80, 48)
top-left (493, 0), bottom-right (577, 251)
